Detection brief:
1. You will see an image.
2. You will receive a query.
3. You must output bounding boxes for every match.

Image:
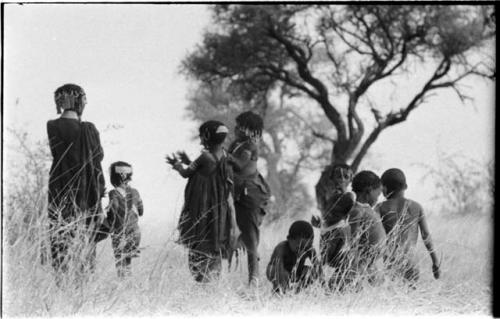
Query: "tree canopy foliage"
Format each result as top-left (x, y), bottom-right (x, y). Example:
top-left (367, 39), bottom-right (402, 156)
top-left (182, 4), bottom-right (495, 216)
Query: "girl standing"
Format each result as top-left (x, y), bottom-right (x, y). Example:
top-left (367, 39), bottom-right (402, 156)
top-left (166, 120), bottom-right (239, 282)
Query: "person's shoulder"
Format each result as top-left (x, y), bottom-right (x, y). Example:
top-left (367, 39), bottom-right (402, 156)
top-left (46, 118), bottom-right (59, 130)
top-left (81, 121), bottom-right (98, 130)
top-left (349, 202), bottom-right (365, 218)
top-left (198, 150), bottom-right (217, 163)
top-left (129, 187), bottom-right (141, 197)
top-left (406, 198), bottom-right (424, 215)
top-left (273, 240), bottom-right (289, 254)
top-left (376, 200), bottom-right (391, 213)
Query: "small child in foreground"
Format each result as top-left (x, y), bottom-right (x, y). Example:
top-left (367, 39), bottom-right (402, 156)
top-left (376, 168), bottom-right (440, 284)
top-left (106, 161), bottom-right (144, 277)
top-left (266, 221), bottom-right (323, 294)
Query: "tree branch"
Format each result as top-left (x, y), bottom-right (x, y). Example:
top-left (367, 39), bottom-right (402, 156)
top-left (266, 23), bottom-right (348, 144)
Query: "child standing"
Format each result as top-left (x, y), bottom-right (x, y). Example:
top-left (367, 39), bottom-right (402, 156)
top-left (106, 161), bottom-right (143, 277)
top-left (266, 220), bottom-right (323, 294)
top-left (376, 168), bottom-right (440, 284)
top-left (227, 111), bottom-right (271, 285)
top-left (166, 120), bottom-right (239, 283)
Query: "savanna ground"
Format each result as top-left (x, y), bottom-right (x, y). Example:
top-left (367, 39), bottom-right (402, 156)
top-left (3, 202), bottom-right (492, 317)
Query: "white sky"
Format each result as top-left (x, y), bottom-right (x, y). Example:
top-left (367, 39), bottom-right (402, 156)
top-left (3, 4), bottom-right (495, 238)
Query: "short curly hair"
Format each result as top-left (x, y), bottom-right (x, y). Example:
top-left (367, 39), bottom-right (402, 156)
top-left (352, 170), bottom-right (381, 194)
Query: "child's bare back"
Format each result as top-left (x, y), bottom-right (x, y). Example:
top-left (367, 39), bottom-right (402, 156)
top-left (377, 197), bottom-right (422, 255)
top-left (377, 168), bottom-right (440, 282)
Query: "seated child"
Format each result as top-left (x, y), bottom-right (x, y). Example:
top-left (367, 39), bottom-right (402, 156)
top-left (105, 161), bottom-right (144, 278)
top-left (266, 220), bottom-right (323, 294)
top-left (311, 164), bottom-right (356, 269)
top-left (376, 168), bottom-right (440, 284)
top-left (347, 170), bottom-right (386, 280)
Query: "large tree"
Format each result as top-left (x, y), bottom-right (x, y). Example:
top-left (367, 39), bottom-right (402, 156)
top-left (182, 4), bottom-right (495, 215)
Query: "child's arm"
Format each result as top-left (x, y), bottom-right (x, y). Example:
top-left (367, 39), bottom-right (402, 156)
top-left (227, 192), bottom-right (241, 249)
top-left (133, 189), bottom-right (144, 217)
top-left (228, 142), bottom-right (257, 171)
top-left (166, 153), bottom-right (207, 178)
top-left (105, 190), bottom-right (119, 228)
top-left (418, 207), bottom-right (440, 279)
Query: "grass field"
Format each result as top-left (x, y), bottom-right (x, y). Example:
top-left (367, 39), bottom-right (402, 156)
top-left (3, 204), bottom-right (492, 317)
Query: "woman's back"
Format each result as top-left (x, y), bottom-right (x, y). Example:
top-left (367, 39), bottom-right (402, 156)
top-left (47, 118), bottom-right (82, 174)
top-left (47, 117), bottom-right (104, 220)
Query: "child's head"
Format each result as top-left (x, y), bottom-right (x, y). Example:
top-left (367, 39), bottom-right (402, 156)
top-left (235, 111), bottom-right (264, 141)
top-left (287, 220), bottom-right (314, 254)
top-left (54, 84), bottom-right (87, 116)
top-left (199, 120), bottom-right (229, 149)
top-left (380, 168), bottom-right (407, 198)
top-left (110, 161), bottom-right (133, 187)
top-left (352, 170), bottom-right (382, 206)
top-left (330, 163), bottom-right (353, 193)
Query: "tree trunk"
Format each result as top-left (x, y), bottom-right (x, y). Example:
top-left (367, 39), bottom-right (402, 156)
top-left (315, 141), bottom-right (351, 216)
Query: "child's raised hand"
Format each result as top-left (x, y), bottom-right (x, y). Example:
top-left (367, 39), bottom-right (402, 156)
top-left (165, 153), bottom-right (178, 167)
top-left (177, 151), bottom-right (191, 165)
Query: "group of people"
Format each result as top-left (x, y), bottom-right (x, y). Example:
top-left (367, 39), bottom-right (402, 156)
top-left (47, 83), bottom-right (143, 279)
top-left (266, 166), bottom-right (441, 294)
top-left (47, 82), bottom-right (440, 293)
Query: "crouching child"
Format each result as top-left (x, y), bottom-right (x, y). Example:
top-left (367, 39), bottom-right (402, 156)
top-left (266, 221), bottom-right (323, 294)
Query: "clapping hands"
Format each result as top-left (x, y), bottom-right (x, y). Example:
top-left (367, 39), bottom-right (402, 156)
top-left (176, 151), bottom-right (191, 165)
top-left (165, 153), bottom-right (179, 167)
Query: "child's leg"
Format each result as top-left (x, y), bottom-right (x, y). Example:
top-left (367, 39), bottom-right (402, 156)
top-left (123, 257), bottom-right (132, 277)
top-left (236, 203), bottom-right (262, 284)
top-left (50, 231), bottom-right (70, 274)
top-left (188, 249), bottom-right (207, 282)
top-left (112, 236), bottom-right (126, 278)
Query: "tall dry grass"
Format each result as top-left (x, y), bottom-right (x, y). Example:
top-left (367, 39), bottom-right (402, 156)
top-left (3, 198), bottom-right (491, 316)
top-left (2, 132), bottom-right (492, 316)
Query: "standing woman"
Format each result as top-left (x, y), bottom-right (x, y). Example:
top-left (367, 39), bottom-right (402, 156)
top-left (47, 84), bottom-right (105, 279)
